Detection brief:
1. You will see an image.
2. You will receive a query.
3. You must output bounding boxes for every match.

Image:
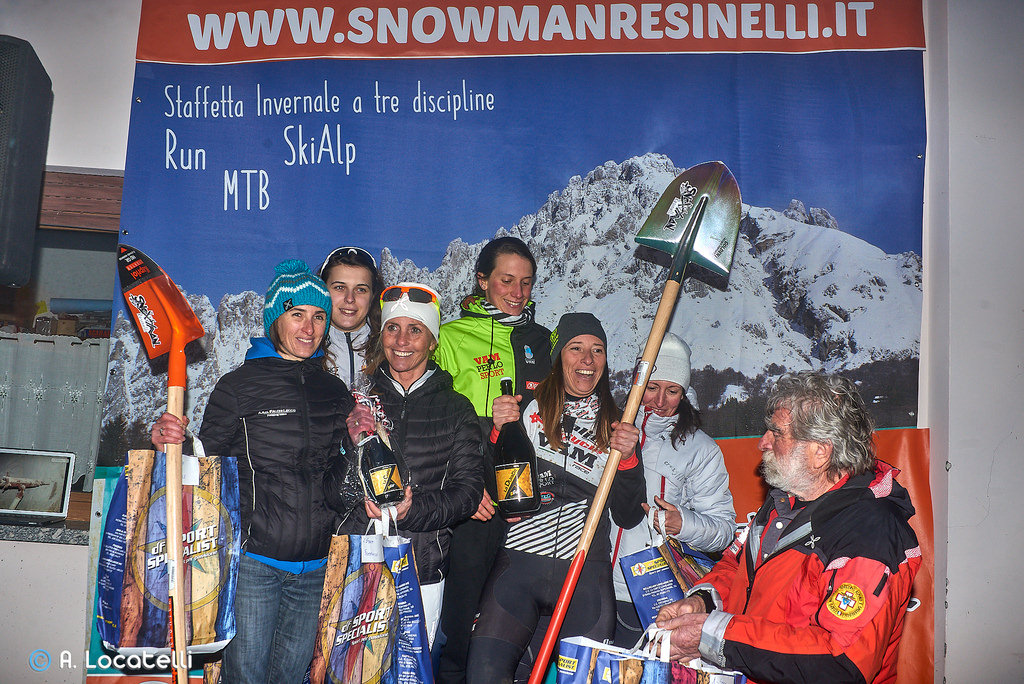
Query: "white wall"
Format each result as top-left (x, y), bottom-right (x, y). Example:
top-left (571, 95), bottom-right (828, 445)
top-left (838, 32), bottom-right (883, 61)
top-left (3, 0), bottom-right (1024, 681)
top-left (0, 0), bottom-right (140, 171)
top-left (0, 542), bottom-right (91, 683)
top-left (920, 1), bottom-right (951, 679)
top-left (941, 0), bottom-right (1024, 680)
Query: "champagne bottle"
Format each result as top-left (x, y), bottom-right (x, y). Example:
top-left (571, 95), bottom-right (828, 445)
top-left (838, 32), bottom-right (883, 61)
top-left (493, 378), bottom-right (540, 515)
top-left (358, 425), bottom-right (408, 507)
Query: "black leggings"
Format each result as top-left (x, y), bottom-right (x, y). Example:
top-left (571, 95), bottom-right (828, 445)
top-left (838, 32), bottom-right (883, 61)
top-left (438, 515), bottom-right (508, 684)
top-left (466, 548), bottom-right (616, 684)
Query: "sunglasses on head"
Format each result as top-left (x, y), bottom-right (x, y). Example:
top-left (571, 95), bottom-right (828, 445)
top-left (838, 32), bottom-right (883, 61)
top-left (381, 284), bottom-right (438, 305)
top-left (318, 246), bottom-right (377, 276)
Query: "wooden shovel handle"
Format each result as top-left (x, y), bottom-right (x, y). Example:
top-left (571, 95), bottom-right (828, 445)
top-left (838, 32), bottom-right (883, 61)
top-left (166, 384), bottom-right (189, 684)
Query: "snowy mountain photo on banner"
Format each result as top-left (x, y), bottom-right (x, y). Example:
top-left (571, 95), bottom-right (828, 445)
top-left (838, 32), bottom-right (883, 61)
top-left (102, 153), bottom-right (921, 463)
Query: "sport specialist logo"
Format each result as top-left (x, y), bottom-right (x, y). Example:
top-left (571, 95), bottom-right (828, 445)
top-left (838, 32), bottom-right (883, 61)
top-left (629, 556), bottom-right (669, 577)
top-left (130, 485), bottom-right (235, 612)
top-left (317, 556), bottom-right (399, 684)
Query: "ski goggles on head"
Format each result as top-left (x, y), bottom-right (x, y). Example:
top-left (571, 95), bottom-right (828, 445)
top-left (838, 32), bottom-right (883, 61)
top-left (381, 284), bottom-right (439, 307)
top-left (318, 246), bottom-right (377, 277)
top-left (381, 283), bottom-right (441, 338)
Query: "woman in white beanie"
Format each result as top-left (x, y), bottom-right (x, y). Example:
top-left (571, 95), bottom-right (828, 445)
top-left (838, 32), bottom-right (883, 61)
top-left (608, 332), bottom-right (737, 647)
top-left (347, 282), bottom-right (484, 648)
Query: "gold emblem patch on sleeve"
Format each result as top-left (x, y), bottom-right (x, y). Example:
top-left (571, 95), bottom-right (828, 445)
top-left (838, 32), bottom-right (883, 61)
top-left (826, 582), bottom-right (866, 620)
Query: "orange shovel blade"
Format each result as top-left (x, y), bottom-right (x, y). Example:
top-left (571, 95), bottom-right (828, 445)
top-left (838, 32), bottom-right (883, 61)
top-left (116, 244), bottom-right (204, 386)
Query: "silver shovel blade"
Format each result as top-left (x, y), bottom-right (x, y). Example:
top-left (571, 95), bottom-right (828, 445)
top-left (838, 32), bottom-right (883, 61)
top-left (635, 161), bottom-right (742, 279)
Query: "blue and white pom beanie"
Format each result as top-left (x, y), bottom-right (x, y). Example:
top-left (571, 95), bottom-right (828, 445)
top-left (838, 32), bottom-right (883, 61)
top-left (263, 259), bottom-right (331, 335)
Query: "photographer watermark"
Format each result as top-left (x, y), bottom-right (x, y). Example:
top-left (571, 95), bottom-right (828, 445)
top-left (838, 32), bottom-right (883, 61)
top-left (27, 648), bottom-right (193, 672)
top-left (28, 649), bottom-right (50, 672)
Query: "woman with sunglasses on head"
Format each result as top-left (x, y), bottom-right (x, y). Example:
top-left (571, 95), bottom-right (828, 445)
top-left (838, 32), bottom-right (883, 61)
top-left (608, 333), bottom-right (736, 648)
top-left (346, 282), bottom-right (485, 648)
top-left (317, 246), bottom-right (386, 391)
top-left (432, 237), bottom-right (552, 683)
top-left (151, 260), bottom-right (364, 684)
top-left (465, 313), bottom-right (647, 684)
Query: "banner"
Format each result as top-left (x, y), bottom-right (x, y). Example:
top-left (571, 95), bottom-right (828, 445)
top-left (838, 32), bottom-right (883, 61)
top-left (96, 0), bottom-right (929, 680)
top-left (135, 1), bottom-right (924, 62)
top-left (101, 0), bottom-right (926, 454)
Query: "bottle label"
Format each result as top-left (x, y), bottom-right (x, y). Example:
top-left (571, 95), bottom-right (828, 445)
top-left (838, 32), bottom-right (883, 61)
top-left (495, 462), bottom-right (534, 502)
top-left (369, 465), bottom-right (403, 497)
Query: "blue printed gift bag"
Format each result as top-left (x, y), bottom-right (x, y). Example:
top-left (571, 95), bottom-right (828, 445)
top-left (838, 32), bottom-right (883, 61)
top-left (95, 441), bottom-right (240, 657)
top-left (619, 509), bottom-right (716, 627)
top-left (558, 628), bottom-right (747, 684)
top-left (557, 629), bottom-right (671, 684)
top-left (307, 507), bottom-right (433, 684)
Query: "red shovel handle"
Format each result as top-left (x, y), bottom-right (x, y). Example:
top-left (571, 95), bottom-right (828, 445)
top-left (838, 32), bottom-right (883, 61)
top-left (166, 383), bottom-right (190, 684)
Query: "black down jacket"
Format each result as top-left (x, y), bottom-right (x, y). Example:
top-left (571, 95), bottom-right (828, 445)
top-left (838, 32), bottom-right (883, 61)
top-left (362, 362), bottom-right (484, 585)
top-left (199, 337), bottom-right (361, 562)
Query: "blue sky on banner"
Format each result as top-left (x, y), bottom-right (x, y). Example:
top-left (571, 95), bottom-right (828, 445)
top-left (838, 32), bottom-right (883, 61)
top-left (120, 49), bottom-right (924, 301)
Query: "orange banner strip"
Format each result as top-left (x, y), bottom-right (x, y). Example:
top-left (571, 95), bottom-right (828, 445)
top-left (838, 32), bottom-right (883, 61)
top-left (137, 0), bottom-right (926, 64)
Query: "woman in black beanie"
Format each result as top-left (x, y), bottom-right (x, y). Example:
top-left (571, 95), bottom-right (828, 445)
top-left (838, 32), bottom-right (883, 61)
top-left (466, 312), bottom-right (647, 684)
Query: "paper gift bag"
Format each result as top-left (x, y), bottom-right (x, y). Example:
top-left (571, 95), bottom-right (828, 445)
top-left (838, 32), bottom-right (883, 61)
top-left (557, 630), bottom-right (671, 684)
top-left (670, 659), bottom-right (747, 683)
top-left (95, 442), bottom-right (241, 658)
top-left (619, 509), bottom-right (716, 627)
top-left (308, 509), bottom-right (433, 684)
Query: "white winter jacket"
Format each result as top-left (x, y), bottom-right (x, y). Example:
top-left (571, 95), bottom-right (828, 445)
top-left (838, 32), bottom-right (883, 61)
top-left (327, 322), bottom-right (370, 390)
top-left (610, 408), bottom-right (737, 603)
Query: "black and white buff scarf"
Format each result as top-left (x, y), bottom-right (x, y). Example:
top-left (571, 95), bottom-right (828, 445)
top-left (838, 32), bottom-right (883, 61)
top-left (559, 394), bottom-right (602, 446)
top-left (478, 297), bottom-right (536, 327)
top-left (562, 393), bottom-right (602, 422)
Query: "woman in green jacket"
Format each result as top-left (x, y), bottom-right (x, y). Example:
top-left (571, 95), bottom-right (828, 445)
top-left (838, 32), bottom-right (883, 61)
top-left (434, 236), bottom-right (551, 683)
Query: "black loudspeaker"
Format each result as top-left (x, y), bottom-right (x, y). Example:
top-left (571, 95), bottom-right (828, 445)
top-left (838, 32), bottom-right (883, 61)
top-left (0, 36), bottom-right (53, 287)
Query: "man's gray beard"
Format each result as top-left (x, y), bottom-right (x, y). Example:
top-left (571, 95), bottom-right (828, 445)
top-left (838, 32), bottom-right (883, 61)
top-left (759, 449), bottom-right (816, 499)
top-left (759, 453), bottom-right (785, 489)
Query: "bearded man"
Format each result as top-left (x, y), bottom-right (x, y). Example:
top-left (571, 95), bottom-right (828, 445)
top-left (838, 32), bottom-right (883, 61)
top-left (657, 370), bottom-right (921, 684)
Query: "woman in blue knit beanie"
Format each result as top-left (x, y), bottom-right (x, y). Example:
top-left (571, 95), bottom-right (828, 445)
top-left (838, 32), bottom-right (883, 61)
top-left (151, 259), bottom-right (364, 684)
top-left (263, 258), bottom-right (333, 361)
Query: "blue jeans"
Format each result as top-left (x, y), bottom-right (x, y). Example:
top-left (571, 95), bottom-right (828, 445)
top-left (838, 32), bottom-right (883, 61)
top-left (223, 552), bottom-right (326, 684)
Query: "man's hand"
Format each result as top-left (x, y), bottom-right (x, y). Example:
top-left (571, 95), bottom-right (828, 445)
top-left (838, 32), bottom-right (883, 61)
top-left (657, 595), bottom-right (707, 621)
top-left (656, 597), bottom-right (710, 662)
top-left (659, 612), bottom-right (707, 662)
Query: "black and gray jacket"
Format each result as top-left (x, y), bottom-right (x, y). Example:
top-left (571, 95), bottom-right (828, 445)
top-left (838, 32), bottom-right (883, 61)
top-left (360, 362), bottom-right (484, 585)
top-left (199, 336), bottom-right (361, 563)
